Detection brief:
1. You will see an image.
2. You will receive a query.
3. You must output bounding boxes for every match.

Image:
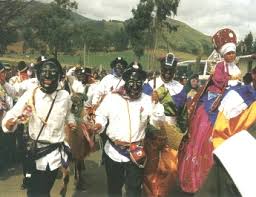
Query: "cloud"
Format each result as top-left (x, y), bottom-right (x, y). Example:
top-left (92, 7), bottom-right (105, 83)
top-left (175, 0), bottom-right (256, 39)
top-left (40, 0), bottom-right (256, 40)
top-left (75, 0), bottom-right (140, 21)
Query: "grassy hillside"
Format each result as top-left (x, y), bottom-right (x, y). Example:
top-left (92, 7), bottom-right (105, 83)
top-left (2, 1), bottom-right (212, 71)
top-left (23, 1), bottom-right (212, 54)
top-left (157, 19), bottom-right (212, 54)
top-left (0, 48), bottom-right (205, 72)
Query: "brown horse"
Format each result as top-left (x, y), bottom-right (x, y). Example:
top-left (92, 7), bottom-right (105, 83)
top-left (60, 93), bottom-right (96, 196)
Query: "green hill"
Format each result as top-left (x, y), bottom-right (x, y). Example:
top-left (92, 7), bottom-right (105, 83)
top-left (23, 1), bottom-right (212, 55)
top-left (2, 1), bottom-right (213, 70)
top-left (160, 19), bottom-right (212, 54)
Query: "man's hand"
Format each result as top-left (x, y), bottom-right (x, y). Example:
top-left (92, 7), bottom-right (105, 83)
top-left (68, 123), bottom-right (77, 131)
top-left (91, 123), bottom-right (102, 134)
top-left (5, 118), bottom-right (17, 130)
top-left (151, 90), bottom-right (159, 104)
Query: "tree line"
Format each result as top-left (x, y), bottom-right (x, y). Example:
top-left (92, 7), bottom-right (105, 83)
top-left (237, 32), bottom-right (256, 55)
top-left (0, 0), bottom-right (183, 60)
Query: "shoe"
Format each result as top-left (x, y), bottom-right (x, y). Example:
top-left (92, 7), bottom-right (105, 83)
top-left (20, 182), bottom-right (27, 190)
top-left (76, 179), bottom-right (87, 191)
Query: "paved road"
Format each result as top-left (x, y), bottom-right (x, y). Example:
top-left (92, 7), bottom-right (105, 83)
top-left (0, 151), bottom-right (107, 197)
top-left (0, 150), bottom-right (193, 197)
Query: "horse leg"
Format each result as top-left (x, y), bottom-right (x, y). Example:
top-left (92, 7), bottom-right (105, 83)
top-left (74, 160), bottom-right (78, 181)
top-left (76, 159), bottom-right (86, 190)
top-left (60, 167), bottom-right (70, 197)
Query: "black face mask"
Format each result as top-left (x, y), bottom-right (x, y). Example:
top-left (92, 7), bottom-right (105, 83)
top-left (160, 65), bottom-right (176, 83)
top-left (125, 77), bottom-right (143, 100)
top-left (114, 63), bottom-right (126, 77)
top-left (75, 69), bottom-right (85, 82)
top-left (39, 62), bottom-right (60, 94)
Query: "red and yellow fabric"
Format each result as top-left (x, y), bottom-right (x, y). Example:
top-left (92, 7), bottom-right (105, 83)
top-left (212, 101), bottom-right (256, 148)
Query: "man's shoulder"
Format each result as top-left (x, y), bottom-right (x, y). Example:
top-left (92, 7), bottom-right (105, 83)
top-left (57, 89), bottom-right (70, 97)
top-left (9, 76), bottom-right (19, 84)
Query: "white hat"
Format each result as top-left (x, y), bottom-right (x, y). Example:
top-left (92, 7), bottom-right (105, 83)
top-left (219, 42), bottom-right (236, 56)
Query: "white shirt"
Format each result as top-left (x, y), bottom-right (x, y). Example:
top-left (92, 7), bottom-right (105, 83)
top-left (63, 76), bottom-right (99, 107)
top-left (95, 93), bottom-right (165, 162)
top-left (9, 75), bottom-right (22, 85)
top-left (84, 82), bottom-right (99, 107)
top-left (2, 87), bottom-right (75, 171)
top-left (92, 74), bottom-right (125, 105)
top-left (226, 62), bottom-right (241, 87)
top-left (0, 84), bottom-right (14, 123)
top-left (5, 78), bottom-right (39, 99)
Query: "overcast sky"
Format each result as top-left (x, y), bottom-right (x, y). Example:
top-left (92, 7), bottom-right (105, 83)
top-left (42, 0), bottom-right (256, 40)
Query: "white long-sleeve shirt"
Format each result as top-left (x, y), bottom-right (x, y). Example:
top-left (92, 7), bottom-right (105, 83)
top-left (95, 92), bottom-right (165, 162)
top-left (0, 84), bottom-right (14, 123)
top-left (92, 74), bottom-right (124, 105)
top-left (2, 87), bottom-right (75, 171)
top-left (4, 78), bottom-right (39, 99)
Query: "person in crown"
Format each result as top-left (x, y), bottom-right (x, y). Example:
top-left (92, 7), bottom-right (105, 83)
top-left (178, 28), bottom-right (242, 194)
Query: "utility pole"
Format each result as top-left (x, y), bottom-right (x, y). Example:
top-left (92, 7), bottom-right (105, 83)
top-left (83, 42), bottom-right (86, 66)
top-left (151, 1), bottom-right (158, 71)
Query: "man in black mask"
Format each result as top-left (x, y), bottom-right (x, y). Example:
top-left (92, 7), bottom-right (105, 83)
top-left (37, 58), bottom-right (63, 94)
top-left (123, 62), bottom-right (145, 100)
top-left (160, 53), bottom-right (177, 83)
top-left (92, 57), bottom-right (128, 105)
top-left (92, 63), bottom-right (165, 197)
top-left (3, 58), bottom-right (76, 197)
top-left (144, 53), bottom-right (188, 196)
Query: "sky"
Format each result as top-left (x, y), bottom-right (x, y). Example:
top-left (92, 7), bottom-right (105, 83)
top-left (42, 0), bottom-right (256, 40)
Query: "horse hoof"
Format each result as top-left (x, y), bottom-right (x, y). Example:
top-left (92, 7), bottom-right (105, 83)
top-left (76, 183), bottom-right (87, 192)
top-left (60, 187), bottom-right (67, 197)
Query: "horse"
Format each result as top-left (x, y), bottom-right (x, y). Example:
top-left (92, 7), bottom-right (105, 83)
top-left (60, 93), bottom-right (96, 196)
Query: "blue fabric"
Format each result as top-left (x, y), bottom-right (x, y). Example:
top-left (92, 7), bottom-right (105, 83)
top-left (143, 83), bottom-right (153, 95)
top-left (172, 87), bottom-right (187, 109)
top-left (198, 93), bottom-right (218, 126)
top-left (199, 84), bottom-right (256, 126)
top-left (224, 84), bottom-right (256, 106)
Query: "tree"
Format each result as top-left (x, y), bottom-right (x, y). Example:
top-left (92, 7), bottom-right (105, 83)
top-left (244, 32), bottom-right (253, 54)
top-left (253, 39), bottom-right (256, 53)
top-left (0, 0), bottom-right (34, 54)
top-left (112, 28), bottom-right (129, 51)
top-left (125, 0), bottom-right (180, 64)
top-left (28, 0), bottom-right (77, 58)
top-left (103, 32), bottom-right (113, 52)
top-left (72, 23), bottom-right (103, 65)
top-left (0, 0), bottom-right (34, 26)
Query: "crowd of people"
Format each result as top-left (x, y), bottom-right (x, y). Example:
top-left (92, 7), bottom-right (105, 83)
top-left (0, 27), bottom-right (256, 197)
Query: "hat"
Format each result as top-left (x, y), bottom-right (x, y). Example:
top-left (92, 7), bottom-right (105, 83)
top-left (110, 57), bottom-right (128, 69)
top-left (160, 53), bottom-right (178, 68)
top-left (0, 62), bottom-right (5, 73)
top-left (212, 28), bottom-right (237, 56)
top-left (17, 61), bottom-right (28, 72)
top-left (127, 61), bottom-right (143, 70)
top-left (74, 66), bottom-right (83, 74)
top-left (181, 74), bottom-right (187, 79)
top-left (36, 56), bottom-right (47, 63)
top-left (83, 67), bottom-right (92, 76)
top-left (122, 62), bottom-right (147, 82)
top-left (3, 63), bottom-right (11, 70)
